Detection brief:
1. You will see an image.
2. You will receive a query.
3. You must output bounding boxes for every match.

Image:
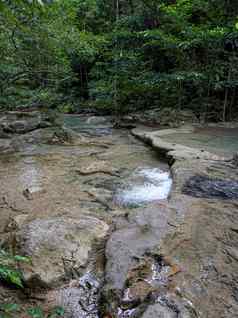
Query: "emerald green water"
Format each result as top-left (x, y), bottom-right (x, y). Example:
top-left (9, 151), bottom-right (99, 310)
top-left (161, 131), bottom-right (238, 155)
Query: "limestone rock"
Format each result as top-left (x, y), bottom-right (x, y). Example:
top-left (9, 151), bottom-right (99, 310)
top-left (15, 217), bottom-right (109, 288)
top-left (124, 108), bottom-right (198, 127)
top-left (0, 111), bottom-right (55, 135)
top-left (132, 127), bottom-right (223, 161)
top-left (1, 113), bottom-right (41, 134)
top-left (76, 161), bottom-right (120, 177)
top-left (5, 214), bottom-right (29, 232)
top-left (104, 204), bottom-right (171, 294)
top-left (0, 139), bottom-right (13, 153)
top-left (142, 303), bottom-right (177, 318)
top-left (46, 273), bottom-right (101, 318)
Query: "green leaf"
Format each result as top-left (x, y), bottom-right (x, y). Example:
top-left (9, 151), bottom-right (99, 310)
top-left (27, 307), bottom-right (44, 318)
top-left (14, 255), bottom-right (30, 263)
top-left (0, 303), bottom-right (20, 313)
top-left (0, 266), bottom-right (24, 288)
top-left (47, 307), bottom-right (65, 318)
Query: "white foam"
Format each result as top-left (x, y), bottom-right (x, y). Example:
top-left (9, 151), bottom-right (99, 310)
top-left (115, 168), bottom-right (172, 206)
top-left (137, 168), bottom-right (171, 183)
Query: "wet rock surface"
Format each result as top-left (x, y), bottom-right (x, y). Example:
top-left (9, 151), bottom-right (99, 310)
top-left (0, 114), bottom-right (171, 317)
top-left (0, 111), bottom-right (74, 154)
top-left (132, 126), bottom-right (238, 318)
top-left (182, 174), bottom-right (238, 199)
top-left (1, 115), bottom-right (238, 318)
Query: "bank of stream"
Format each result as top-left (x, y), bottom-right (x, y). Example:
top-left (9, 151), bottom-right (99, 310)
top-left (1, 114), bottom-right (238, 318)
top-left (0, 114), bottom-right (173, 318)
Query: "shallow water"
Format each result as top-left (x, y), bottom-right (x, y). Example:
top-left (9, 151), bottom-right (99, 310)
top-left (0, 116), bottom-right (171, 215)
top-left (0, 115), bottom-right (171, 318)
top-left (63, 115), bottom-right (113, 136)
top-left (161, 130), bottom-right (238, 155)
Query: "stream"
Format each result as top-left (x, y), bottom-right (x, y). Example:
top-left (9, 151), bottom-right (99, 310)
top-left (2, 114), bottom-right (238, 317)
top-left (1, 110), bottom-right (238, 318)
top-left (0, 115), bottom-right (172, 318)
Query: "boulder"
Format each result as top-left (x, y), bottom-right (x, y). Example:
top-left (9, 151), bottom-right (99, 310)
top-left (1, 113), bottom-right (41, 134)
top-left (125, 108), bottom-right (198, 127)
top-left (0, 139), bottom-right (14, 153)
top-left (76, 161), bottom-right (120, 177)
top-left (15, 217), bottom-right (109, 288)
top-left (104, 204), bottom-right (171, 294)
top-left (0, 111), bottom-right (54, 135)
top-left (46, 273), bottom-right (101, 318)
top-left (156, 108), bottom-right (198, 127)
top-left (142, 303), bottom-right (177, 318)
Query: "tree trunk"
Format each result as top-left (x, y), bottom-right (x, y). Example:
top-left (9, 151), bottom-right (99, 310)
top-left (223, 64), bottom-right (232, 122)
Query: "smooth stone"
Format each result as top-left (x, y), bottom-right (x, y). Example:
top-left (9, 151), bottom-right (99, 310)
top-left (142, 303), bottom-right (177, 318)
top-left (15, 216), bottom-right (109, 288)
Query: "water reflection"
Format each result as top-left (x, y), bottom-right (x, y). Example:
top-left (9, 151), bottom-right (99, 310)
top-left (19, 158), bottom-right (43, 192)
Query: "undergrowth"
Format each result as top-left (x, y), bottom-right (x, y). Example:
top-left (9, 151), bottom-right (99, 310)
top-left (0, 249), bottom-right (64, 318)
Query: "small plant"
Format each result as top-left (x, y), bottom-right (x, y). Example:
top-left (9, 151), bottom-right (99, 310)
top-left (0, 249), bottom-right (30, 288)
top-left (0, 304), bottom-right (64, 318)
top-left (0, 303), bottom-right (21, 318)
top-left (27, 306), bottom-right (65, 318)
top-left (0, 249), bottom-right (64, 318)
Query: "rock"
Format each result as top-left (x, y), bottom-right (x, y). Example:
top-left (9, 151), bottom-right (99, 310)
top-left (8, 126), bottom-right (75, 152)
top-left (47, 127), bottom-right (74, 145)
top-left (0, 139), bottom-right (14, 153)
top-left (76, 161), bottom-right (120, 177)
top-left (1, 113), bottom-right (41, 134)
top-left (156, 108), bottom-right (198, 128)
top-left (121, 281), bottom-right (154, 308)
top-left (105, 228), bottom-right (158, 294)
top-left (5, 214), bottom-right (29, 232)
top-left (113, 118), bottom-right (137, 129)
top-left (84, 188), bottom-right (113, 210)
top-left (23, 186), bottom-right (46, 200)
top-left (182, 175), bottom-right (238, 200)
top-left (232, 153), bottom-right (238, 167)
top-left (2, 120), bottom-right (28, 134)
top-left (0, 126), bottom-right (10, 139)
top-left (46, 273), bottom-right (101, 318)
top-left (226, 247), bottom-right (238, 262)
top-left (131, 126), bottom-right (238, 317)
top-left (15, 217), bottom-right (109, 288)
top-left (141, 303), bottom-right (177, 318)
top-left (103, 204), bottom-right (172, 315)
top-left (0, 111), bottom-right (56, 135)
top-left (125, 108), bottom-right (198, 127)
top-left (132, 127), bottom-right (223, 161)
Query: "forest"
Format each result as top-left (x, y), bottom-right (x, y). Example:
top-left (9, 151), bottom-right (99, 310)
top-left (1, 0), bottom-right (238, 121)
top-left (1, 2), bottom-right (238, 318)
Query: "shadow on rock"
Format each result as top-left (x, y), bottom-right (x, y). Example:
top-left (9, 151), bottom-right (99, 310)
top-left (182, 175), bottom-right (238, 200)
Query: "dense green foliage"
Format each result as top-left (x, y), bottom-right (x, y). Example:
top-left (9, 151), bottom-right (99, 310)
top-left (1, 0), bottom-right (238, 120)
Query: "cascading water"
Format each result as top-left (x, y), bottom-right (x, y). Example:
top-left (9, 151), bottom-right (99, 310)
top-left (114, 168), bottom-right (172, 207)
